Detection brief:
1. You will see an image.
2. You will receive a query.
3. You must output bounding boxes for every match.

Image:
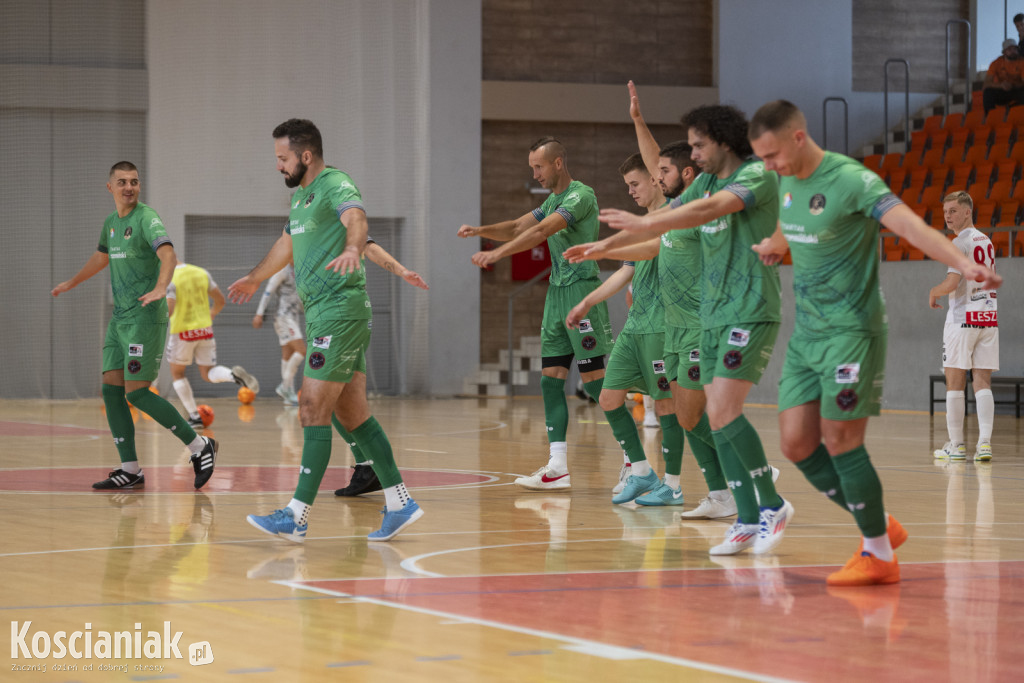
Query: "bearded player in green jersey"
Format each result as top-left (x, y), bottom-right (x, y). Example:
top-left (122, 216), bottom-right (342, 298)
top-left (748, 100), bottom-right (1002, 585)
top-left (229, 119), bottom-right (422, 543)
top-left (459, 138), bottom-right (613, 491)
top-left (51, 161), bottom-right (219, 490)
top-left (596, 105), bottom-right (792, 557)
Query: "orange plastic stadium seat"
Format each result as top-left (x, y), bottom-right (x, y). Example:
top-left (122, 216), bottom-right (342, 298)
top-left (908, 166), bottom-right (931, 188)
top-left (975, 201), bottom-right (997, 227)
top-left (1014, 231), bottom-right (1024, 256)
top-left (943, 112), bottom-right (965, 129)
top-left (1013, 181), bottom-right (1024, 203)
top-left (920, 147), bottom-right (945, 169)
top-left (930, 166), bottom-right (951, 189)
top-left (1010, 141), bottom-right (1024, 163)
top-left (920, 185), bottom-right (943, 207)
top-left (971, 125), bottom-right (993, 148)
top-left (884, 248), bottom-right (904, 262)
top-left (900, 186), bottom-right (922, 205)
top-left (909, 130), bottom-right (930, 157)
top-left (966, 181), bottom-right (989, 201)
top-left (931, 211), bottom-right (947, 229)
top-left (906, 247), bottom-right (926, 260)
top-left (998, 200), bottom-right (1020, 224)
top-left (993, 122), bottom-right (1016, 146)
top-left (949, 129), bottom-right (970, 151)
top-left (989, 142), bottom-right (1012, 160)
top-left (929, 129), bottom-right (950, 151)
top-left (973, 162), bottom-right (995, 187)
top-left (964, 145), bottom-right (988, 166)
top-left (911, 204), bottom-right (929, 221)
top-left (1006, 106), bottom-right (1024, 125)
top-left (949, 163), bottom-right (973, 190)
top-left (990, 231), bottom-right (1011, 257)
top-left (880, 153), bottom-right (903, 172)
top-left (863, 154), bottom-right (883, 172)
top-left (922, 114), bottom-right (944, 132)
top-left (995, 159), bottom-right (1019, 186)
top-left (963, 109), bottom-right (985, 128)
top-left (888, 168), bottom-right (908, 192)
top-left (984, 108), bottom-right (1006, 125)
top-left (989, 179), bottom-right (1013, 202)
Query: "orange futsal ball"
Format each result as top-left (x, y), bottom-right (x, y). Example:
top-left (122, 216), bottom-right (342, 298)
top-left (237, 387), bottom-right (255, 404)
top-left (197, 404), bottom-right (215, 427)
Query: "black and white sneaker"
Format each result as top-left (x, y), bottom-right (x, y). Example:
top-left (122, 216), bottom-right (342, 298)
top-left (187, 415), bottom-right (205, 429)
top-left (334, 464), bottom-right (382, 497)
top-left (231, 365), bottom-right (260, 394)
top-left (190, 437), bottom-right (218, 489)
top-left (93, 469), bottom-right (145, 490)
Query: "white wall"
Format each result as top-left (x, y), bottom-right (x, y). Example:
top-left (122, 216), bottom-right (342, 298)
top-left (147, 0), bottom-right (480, 396)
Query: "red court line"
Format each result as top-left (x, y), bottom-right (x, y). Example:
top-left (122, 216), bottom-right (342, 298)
top-left (300, 562), bottom-right (1024, 682)
top-left (0, 421), bottom-right (109, 437)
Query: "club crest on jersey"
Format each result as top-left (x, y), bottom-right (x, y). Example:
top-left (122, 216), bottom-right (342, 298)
top-left (783, 192), bottom-right (793, 209)
top-left (312, 335), bottom-right (332, 349)
top-left (728, 328), bottom-right (750, 347)
top-left (835, 363), bottom-right (860, 384)
top-left (123, 226), bottom-right (133, 239)
top-left (688, 349), bottom-right (700, 362)
top-left (577, 319), bottom-right (593, 333)
top-left (658, 377), bottom-right (670, 391)
top-left (127, 359), bottom-right (142, 374)
top-left (652, 360), bottom-right (666, 374)
top-left (581, 335), bottom-right (597, 351)
top-left (128, 344), bottom-right (144, 357)
top-left (809, 194), bottom-right (826, 215)
top-left (304, 192), bottom-right (315, 208)
top-left (836, 389), bottom-right (858, 411)
top-left (308, 352), bottom-right (326, 370)
top-left (723, 350), bottom-right (743, 369)
top-left (109, 228), bottom-right (115, 239)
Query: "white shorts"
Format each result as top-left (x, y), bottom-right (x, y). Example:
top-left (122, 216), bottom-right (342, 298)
top-left (165, 334), bottom-right (218, 366)
top-left (941, 322), bottom-right (999, 371)
top-left (274, 315), bottom-right (304, 346)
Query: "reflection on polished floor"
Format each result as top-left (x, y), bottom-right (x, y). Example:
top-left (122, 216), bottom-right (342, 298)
top-left (1, 396), bottom-right (1022, 681)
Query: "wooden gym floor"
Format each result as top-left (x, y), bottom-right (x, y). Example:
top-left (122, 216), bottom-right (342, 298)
top-left (1, 395), bottom-right (1022, 682)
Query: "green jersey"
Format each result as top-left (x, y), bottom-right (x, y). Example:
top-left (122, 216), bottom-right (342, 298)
top-left (658, 226), bottom-right (701, 329)
top-left (532, 180), bottom-right (600, 286)
top-left (676, 161), bottom-right (781, 327)
top-left (621, 253), bottom-right (663, 334)
top-left (286, 167), bottom-right (371, 323)
top-left (98, 202), bottom-right (171, 324)
top-left (778, 152), bottom-right (897, 339)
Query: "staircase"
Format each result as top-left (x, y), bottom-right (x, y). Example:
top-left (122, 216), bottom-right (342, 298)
top-left (461, 335), bottom-right (544, 397)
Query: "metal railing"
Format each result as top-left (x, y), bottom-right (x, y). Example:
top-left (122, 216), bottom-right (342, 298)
top-left (884, 58), bottom-right (910, 156)
top-left (945, 19), bottom-right (972, 116)
top-left (822, 97), bottom-right (849, 155)
top-left (506, 266), bottom-right (550, 398)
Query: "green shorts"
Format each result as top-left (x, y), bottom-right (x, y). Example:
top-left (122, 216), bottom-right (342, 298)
top-left (304, 319), bottom-right (370, 384)
top-left (664, 325), bottom-right (702, 390)
top-left (779, 331), bottom-right (887, 420)
top-left (603, 332), bottom-right (671, 399)
top-left (541, 278), bottom-right (613, 360)
top-left (102, 319), bottom-right (167, 382)
top-left (700, 322), bottom-right (779, 386)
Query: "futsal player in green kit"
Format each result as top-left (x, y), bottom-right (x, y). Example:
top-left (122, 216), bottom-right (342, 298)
top-left (747, 100), bottom-right (1002, 585)
top-left (230, 119), bottom-right (422, 542)
top-left (52, 161), bottom-right (218, 490)
top-left (459, 138), bottom-right (613, 490)
top-left (597, 105), bottom-right (792, 556)
top-left (563, 154), bottom-right (685, 505)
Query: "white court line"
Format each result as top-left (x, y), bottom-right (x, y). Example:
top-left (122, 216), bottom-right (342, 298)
top-left (274, 578), bottom-right (797, 682)
top-left (404, 449), bottom-right (448, 454)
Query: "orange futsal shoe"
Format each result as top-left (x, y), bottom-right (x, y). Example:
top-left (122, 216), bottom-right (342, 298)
top-left (827, 551), bottom-right (900, 587)
top-left (857, 514), bottom-right (908, 555)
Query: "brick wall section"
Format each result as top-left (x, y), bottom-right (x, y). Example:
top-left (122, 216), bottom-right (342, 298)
top-left (482, 0), bottom-right (713, 86)
top-left (477, 120), bottom-right (683, 363)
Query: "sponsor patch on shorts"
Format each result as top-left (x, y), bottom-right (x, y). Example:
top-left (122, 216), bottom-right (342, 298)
top-left (128, 344), bottom-right (144, 357)
top-left (578, 319), bottom-right (593, 333)
top-left (835, 363), bottom-right (860, 384)
top-left (728, 328), bottom-right (750, 347)
top-left (652, 360), bottom-right (666, 374)
top-left (688, 349), bottom-right (700, 362)
top-left (312, 335), bottom-right (332, 349)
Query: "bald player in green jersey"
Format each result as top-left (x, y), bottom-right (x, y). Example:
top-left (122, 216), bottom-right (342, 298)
top-left (459, 137), bottom-right (613, 491)
top-left (52, 161), bottom-right (219, 490)
top-left (595, 105), bottom-right (792, 557)
top-left (748, 100), bottom-right (1002, 586)
top-left (230, 119), bottom-right (422, 543)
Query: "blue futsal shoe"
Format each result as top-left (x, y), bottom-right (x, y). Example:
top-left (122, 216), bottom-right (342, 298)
top-left (611, 469), bottom-right (661, 504)
top-left (635, 482), bottom-right (685, 506)
top-left (368, 500), bottom-right (424, 541)
top-left (247, 507), bottom-right (307, 544)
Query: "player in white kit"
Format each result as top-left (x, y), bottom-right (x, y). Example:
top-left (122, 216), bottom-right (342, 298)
top-left (253, 263), bottom-right (306, 405)
top-left (928, 191), bottom-right (999, 461)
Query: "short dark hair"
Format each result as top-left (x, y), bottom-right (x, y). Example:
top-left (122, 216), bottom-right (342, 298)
top-left (109, 161), bottom-right (138, 178)
top-left (1015, 12), bottom-right (1024, 23)
top-left (658, 140), bottom-right (697, 173)
top-left (618, 153), bottom-right (649, 177)
top-left (530, 136), bottom-right (566, 163)
top-left (273, 119), bottom-right (324, 159)
top-left (682, 105), bottom-right (753, 158)
top-left (748, 99), bottom-right (803, 139)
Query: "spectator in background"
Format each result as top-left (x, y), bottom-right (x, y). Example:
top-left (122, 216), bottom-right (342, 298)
top-left (1015, 13), bottom-right (1024, 52)
top-left (982, 39), bottom-right (1024, 114)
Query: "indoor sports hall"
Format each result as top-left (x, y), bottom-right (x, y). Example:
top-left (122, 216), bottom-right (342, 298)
top-left (2, 2), bottom-right (1022, 681)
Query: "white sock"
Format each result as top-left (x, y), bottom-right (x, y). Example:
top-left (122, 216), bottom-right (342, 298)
top-left (631, 459), bottom-right (651, 477)
top-left (121, 461), bottom-right (141, 475)
top-left (664, 473), bottom-right (680, 489)
top-left (284, 352), bottom-right (304, 387)
top-left (172, 378), bottom-right (199, 418)
top-left (548, 442), bottom-right (568, 473)
top-left (622, 451), bottom-right (630, 465)
top-left (187, 435), bottom-right (206, 453)
top-left (383, 482), bottom-right (411, 511)
top-left (975, 388), bottom-right (994, 442)
top-left (946, 391), bottom-right (965, 443)
top-left (862, 533), bottom-right (894, 562)
top-left (643, 395), bottom-right (655, 413)
top-left (710, 489), bottom-right (731, 501)
top-left (208, 365), bottom-right (234, 383)
top-left (287, 498), bottom-right (312, 526)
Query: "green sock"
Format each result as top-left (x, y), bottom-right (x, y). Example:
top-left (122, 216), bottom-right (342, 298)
top-left (352, 417), bottom-right (402, 488)
top-left (294, 425), bottom-right (332, 505)
top-left (685, 413), bottom-right (727, 491)
top-left (716, 415), bottom-right (783, 509)
top-left (711, 427), bottom-right (760, 524)
top-left (832, 446), bottom-right (887, 538)
top-left (604, 405), bottom-right (646, 463)
top-left (583, 376), bottom-right (604, 402)
top-left (794, 443), bottom-right (848, 510)
top-left (540, 376), bottom-right (568, 443)
top-left (126, 387), bottom-right (197, 445)
top-left (102, 384), bottom-right (137, 464)
top-left (331, 414), bottom-right (368, 464)
top-left (659, 413), bottom-right (684, 476)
